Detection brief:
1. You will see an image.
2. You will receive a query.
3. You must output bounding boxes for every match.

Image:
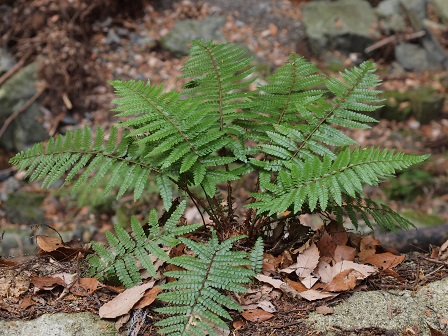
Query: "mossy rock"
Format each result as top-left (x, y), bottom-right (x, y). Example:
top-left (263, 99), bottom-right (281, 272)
top-left (381, 87), bottom-right (445, 123)
top-left (4, 191), bottom-right (46, 225)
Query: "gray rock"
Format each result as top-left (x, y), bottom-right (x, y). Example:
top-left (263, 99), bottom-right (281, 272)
top-left (4, 191), bottom-right (46, 225)
top-left (0, 62), bottom-right (49, 152)
top-left (432, 0), bottom-right (448, 24)
top-left (0, 48), bottom-right (16, 75)
top-left (306, 277), bottom-right (448, 335)
top-left (394, 43), bottom-right (436, 71)
top-left (160, 16), bottom-right (226, 56)
top-left (302, 0), bottom-right (379, 55)
top-left (400, 0), bottom-right (427, 21)
top-left (376, 0), bottom-right (406, 33)
top-left (0, 312), bottom-right (118, 336)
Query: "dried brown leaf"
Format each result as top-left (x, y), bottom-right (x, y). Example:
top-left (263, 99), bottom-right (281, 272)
top-left (358, 234), bottom-right (381, 262)
top-left (315, 305), bottom-right (334, 315)
top-left (133, 286), bottom-right (161, 309)
top-left (334, 245), bottom-right (356, 262)
top-left (281, 243), bottom-right (320, 278)
top-left (299, 289), bottom-right (336, 301)
top-left (241, 309), bottom-right (274, 322)
top-left (256, 274), bottom-right (284, 289)
top-left (324, 269), bottom-right (363, 292)
top-left (364, 252), bottom-right (405, 269)
top-left (99, 281), bottom-right (155, 318)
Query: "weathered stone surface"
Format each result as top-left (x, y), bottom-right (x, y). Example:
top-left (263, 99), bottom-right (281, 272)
top-left (306, 277), bottom-right (448, 335)
top-left (302, 0), bottom-right (379, 55)
top-left (4, 190), bottom-right (46, 225)
top-left (376, 0), bottom-right (406, 33)
top-left (0, 62), bottom-right (49, 152)
top-left (432, 0), bottom-right (448, 24)
top-left (160, 17), bottom-right (226, 56)
top-left (395, 43), bottom-right (435, 71)
top-left (0, 48), bottom-right (16, 75)
top-left (0, 312), bottom-right (118, 336)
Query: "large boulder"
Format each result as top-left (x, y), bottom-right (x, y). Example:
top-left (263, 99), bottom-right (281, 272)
top-left (0, 62), bottom-right (49, 152)
top-left (302, 0), bottom-right (379, 55)
top-left (160, 17), bottom-right (226, 56)
top-left (0, 312), bottom-right (117, 336)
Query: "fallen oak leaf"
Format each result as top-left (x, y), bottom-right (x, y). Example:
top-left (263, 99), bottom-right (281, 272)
top-left (242, 309), bottom-right (274, 322)
top-left (323, 269), bottom-right (364, 292)
top-left (299, 289), bottom-right (336, 301)
top-left (256, 274), bottom-right (284, 289)
top-left (99, 281), bottom-right (155, 318)
top-left (31, 276), bottom-right (66, 290)
top-left (364, 252), bottom-right (405, 269)
top-left (280, 242), bottom-right (320, 278)
top-left (70, 278), bottom-right (101, 296)
top-left (333, 245), bottom-right (356, 262)
top-left (358, 234), bottom-right (381, 262)
top-left (133, 286), bottom-right (161, 309)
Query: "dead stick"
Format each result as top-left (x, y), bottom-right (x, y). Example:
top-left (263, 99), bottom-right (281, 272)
top-left (0, 87), bottom-right (45, 139)
top-left (421, 257), bottom-right (448, 267)
top-left (365, 30), bottom-right (426, 53)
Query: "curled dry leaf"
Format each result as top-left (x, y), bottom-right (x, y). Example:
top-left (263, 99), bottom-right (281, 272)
top-left (242, 309), bottom-right (274, 322)
top-left (70, 278), bottom-right (101, 296)
top-left (333, 245), bottom-right (356, 262)
top-left (99, 281), bottom-right (155, 318)
top-left (133, 286), bottom-right (161, 309)
top-left (19, 297), bottom-right (35, 309)
top-left (299, 289), bottom-right (336, 301)
top-left (315, 305), bottom-right (334, 315)
top-left (232, 320), bottom-right (245, 330)
top-left (358, 234), bottom-right (381, 262)
top-left (257, 300), bottom-right (276, 313)
top-left (36, 236), bottom-right (64, 252)
top-left (281, 242), bottom-right (320, 278)
top-left (31, 276), bottom-right (66, 290)
top-left (256, 274), bottom-right (285, 289)
top-left (364, 252), bottom-right (405, 269)
top-left (324, 269), bottom-right (363, 292)
top-left (317, 231), bottom-right (336, 258)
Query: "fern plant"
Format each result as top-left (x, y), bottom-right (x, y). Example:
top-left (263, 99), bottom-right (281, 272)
top-left (9, 40), bottom-right (428, 334)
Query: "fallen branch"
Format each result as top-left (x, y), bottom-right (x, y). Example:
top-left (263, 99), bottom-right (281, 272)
top-left (365, 31), bottom-right (426, 53)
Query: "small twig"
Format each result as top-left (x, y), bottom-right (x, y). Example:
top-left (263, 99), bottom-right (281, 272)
top-left (365, 30), bottom-right (426, 53)
top-left (0, 87), bottom-right (46, 139)
top-left (421, 256), bottom-right (448, 267)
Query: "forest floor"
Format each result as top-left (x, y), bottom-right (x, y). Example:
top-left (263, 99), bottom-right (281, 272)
top-left (0, 1), bottom-right (448, 335)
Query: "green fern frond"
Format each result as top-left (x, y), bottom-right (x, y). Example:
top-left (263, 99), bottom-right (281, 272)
top-left (155, 230), bottom-right (254, 336)
top-left (249, 147), bottom-right (429, 214)
top-left (333, 196), bottom-right (414, 231)
top-left (9, 126), bottom-right (154, 202)
top-left (250, 237), bottom-right (264, 274)
top-left (87, 201), bottom-right (201, 287)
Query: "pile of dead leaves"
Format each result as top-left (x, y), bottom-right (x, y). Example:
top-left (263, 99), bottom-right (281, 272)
top-left (1, 223), bottom-right (447, 334)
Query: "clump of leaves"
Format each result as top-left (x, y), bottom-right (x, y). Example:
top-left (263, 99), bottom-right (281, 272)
top-left (10, 40), bottom-right (428, 335)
